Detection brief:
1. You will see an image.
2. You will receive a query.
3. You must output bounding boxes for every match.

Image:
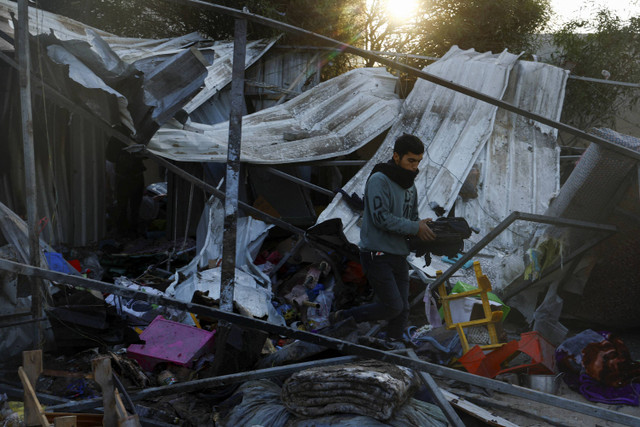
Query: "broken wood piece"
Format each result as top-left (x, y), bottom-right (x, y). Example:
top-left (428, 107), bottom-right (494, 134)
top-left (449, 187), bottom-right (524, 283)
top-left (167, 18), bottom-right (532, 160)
top-left (52, 415), bottom-right (76, 427)
top-left (22, 350), bottom-right (46, 426)
top-left (92, 357), bottom-right (117, 427)
top-left (440, 389), bottom-right (519, 427)
top-left (114, 390), bottom-right (127, 419)
top-left (117, 415), bottom-right (141, 427)
top-left (18, 366), bottom-right (50, 427)
top-left (114, 390), bottom-right (141, 427)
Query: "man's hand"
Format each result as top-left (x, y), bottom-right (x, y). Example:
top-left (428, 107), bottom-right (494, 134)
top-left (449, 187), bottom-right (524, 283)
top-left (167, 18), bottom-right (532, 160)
top-left (417, 219), bottom-right (436, 241)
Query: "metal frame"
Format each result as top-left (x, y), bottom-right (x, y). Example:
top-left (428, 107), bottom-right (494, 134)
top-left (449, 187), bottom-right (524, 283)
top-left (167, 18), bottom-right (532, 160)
top-left (411, 211), bottom-right (617, 308)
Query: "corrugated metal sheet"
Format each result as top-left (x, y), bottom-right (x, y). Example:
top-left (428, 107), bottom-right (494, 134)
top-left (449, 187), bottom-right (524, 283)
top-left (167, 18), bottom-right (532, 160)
top-left (190, 49), bottom-right (321, 125)
top-left (0, 2), bottom-right (281, 246)
top-left (317, 47), bottom-right (523, 245)
top-left (148, 67), bottom-right (402, 163)
top-left (182, 37), bottom-right (280, 114)
top-left (457, 60), bottom-right (568, 250)
top-left (0, 0), bottom-right (115, 45)
top-left (246, 49), bottom-right (321, 111)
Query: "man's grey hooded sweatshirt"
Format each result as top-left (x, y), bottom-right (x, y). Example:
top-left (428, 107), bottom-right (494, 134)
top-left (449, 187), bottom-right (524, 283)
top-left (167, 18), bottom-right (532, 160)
top-left (359, 171), bottom-right (420, 255)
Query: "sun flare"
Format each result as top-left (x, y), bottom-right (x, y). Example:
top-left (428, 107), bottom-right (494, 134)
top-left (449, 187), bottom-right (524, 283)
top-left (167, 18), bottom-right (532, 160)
top-left (385, 0), bottom-right (419, 22)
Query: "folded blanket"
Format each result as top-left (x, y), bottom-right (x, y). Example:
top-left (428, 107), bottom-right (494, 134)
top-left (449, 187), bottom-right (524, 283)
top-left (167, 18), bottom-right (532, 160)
top-left (281, 360), bottom-right (418, 421)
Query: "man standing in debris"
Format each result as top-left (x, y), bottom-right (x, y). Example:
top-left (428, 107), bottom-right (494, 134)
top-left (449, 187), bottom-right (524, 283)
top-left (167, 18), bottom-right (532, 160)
top-left (332, 133), bottom-right (435, 341)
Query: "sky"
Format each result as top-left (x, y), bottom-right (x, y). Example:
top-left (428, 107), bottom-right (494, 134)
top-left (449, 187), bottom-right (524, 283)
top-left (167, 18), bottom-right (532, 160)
top-left (549, 0), bottom-right (640, 29)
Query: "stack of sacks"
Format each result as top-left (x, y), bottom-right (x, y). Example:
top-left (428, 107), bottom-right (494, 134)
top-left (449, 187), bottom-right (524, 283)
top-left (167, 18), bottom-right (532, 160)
top-left (281, 360), bottom-right (418, 421)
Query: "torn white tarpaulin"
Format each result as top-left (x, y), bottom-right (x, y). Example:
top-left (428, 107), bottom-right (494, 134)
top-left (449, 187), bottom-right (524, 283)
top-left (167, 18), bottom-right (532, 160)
top-left (168, 268), bottom-right (284, 325)
top-left (317, 47), bottom-right (521, 245)
top-left (165, 196), bottom-right (283, 323)
top-left (185, 195), bottom-right (274, 286)
top-left (147, 67), bottom-right (402, 163)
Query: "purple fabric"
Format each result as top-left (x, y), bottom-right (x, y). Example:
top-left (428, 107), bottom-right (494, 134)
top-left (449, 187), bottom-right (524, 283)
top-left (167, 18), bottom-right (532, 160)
top-left (578, 373), bottom-right (640, 406)
top-left (556, 330), bottom-right (640, 405)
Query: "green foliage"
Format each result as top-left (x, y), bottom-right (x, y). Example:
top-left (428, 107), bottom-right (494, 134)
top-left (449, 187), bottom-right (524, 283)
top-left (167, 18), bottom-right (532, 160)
top-left (38, 0), bottom-right (280, 39)
top-left (552, 11), bottom-right (640, 134)
top-left (406, 0), bottom-right (551, 63)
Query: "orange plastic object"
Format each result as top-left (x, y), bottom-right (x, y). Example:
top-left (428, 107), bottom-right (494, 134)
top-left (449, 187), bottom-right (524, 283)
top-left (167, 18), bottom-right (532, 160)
top-left (458, 331), bottom-right (555, 378)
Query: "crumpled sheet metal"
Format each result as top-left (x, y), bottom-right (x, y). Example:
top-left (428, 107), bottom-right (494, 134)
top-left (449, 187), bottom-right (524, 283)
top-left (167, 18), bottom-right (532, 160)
top-left (0, 0), bottom-right (115, 46)
top-left (147, 67), bottom-right (402, 163)
top-left (0, 0), bottom-right (276, 122)
top-left (457, 60), bottom-right (567, 252)
top-left (318, 47), bottom-right (521, 244)
top-left (45, 38), bottom-right (136, 133)
top-left (180, 37), bottom-right (280, 113)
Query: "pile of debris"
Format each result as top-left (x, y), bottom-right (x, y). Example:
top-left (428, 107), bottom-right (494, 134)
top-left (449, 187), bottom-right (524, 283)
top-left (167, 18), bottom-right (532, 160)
top-left (1, 2), bottom-right (640, 426)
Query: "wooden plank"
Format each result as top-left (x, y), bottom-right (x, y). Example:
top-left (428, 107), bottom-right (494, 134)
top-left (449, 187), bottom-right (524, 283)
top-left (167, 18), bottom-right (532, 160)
top-left (22, 350), bottom-right (44, 426)
top-left (114, 390), bottom-right (141, 427)
top-left (440, 389), bottom-right (519, 427)
top-left (42, 369), bottom-right (92, 379)
top-left (18, 366), bottom-right (49, 427)
top-left (113, 390), bottom-right (128, 419)
top-left (117, 415), bottom-right (141, 427)
top-left (92, 357), bottom-right (117, 427)
top-left (53, 416), bottom-right (76, 427)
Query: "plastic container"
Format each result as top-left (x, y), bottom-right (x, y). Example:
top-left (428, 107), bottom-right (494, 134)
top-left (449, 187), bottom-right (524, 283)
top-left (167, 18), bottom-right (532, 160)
top-left (525, 373), bottom-right (563, 394)
top-left (127, 315), bottom-right (216, 371)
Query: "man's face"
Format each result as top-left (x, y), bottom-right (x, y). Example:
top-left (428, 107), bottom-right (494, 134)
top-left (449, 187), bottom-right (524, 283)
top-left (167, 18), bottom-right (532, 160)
top-left (393, 151), bottom-right (423, 172)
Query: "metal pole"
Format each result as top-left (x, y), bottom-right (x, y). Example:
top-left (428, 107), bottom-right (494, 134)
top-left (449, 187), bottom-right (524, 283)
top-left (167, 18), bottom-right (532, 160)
top-left (264, 166), bottom-right (335, 197)
top-left (424, 212), bottom-right (616, 295)
top-left (406, 348), bottom-right (464, 427)
top-left (46, 356), bottom-right (360, 413)
top-left (220, 18), bottom-right (247, 312)
top-left (17, 0), bottom-right (42, 347)
top-left (212, 18), bottom-right (247, 375)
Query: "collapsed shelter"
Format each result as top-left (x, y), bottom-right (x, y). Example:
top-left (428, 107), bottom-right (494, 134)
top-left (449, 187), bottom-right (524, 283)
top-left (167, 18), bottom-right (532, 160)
top-left (1, 1), bottom-right (640, 426)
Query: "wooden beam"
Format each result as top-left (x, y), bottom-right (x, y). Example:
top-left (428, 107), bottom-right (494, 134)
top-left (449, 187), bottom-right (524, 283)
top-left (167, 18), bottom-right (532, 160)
top-left (22, 350), bottom-right (45, 426)
top-left (52, 416), bottom-right (76, 427)
top-left (92, 357), bottom-right (117, 427)
top-left (18, 366), bottom-right (49, 427)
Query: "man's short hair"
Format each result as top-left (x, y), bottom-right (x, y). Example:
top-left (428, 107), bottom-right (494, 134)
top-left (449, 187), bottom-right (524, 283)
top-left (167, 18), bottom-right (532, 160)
top-left (394, 133), bottom-right (424, 157)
